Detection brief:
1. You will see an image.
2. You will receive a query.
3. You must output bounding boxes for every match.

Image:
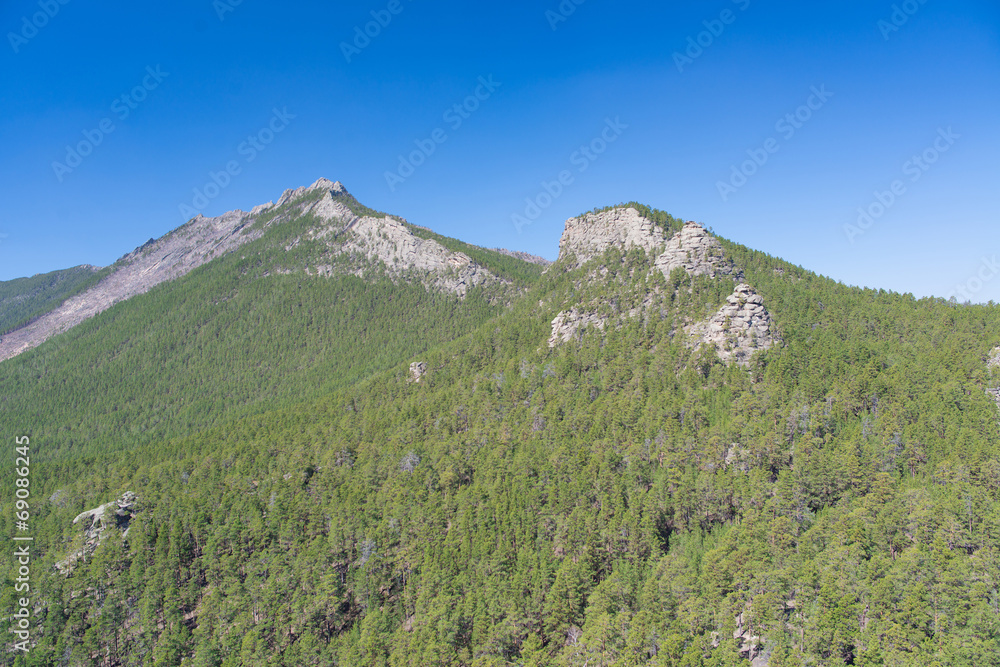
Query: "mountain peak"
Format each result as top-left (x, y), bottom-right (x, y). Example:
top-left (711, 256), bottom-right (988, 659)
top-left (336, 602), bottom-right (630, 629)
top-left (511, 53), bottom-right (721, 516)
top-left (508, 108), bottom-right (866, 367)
top-left (558, 206), bottom-right (667, 267)
top-left (653, 219), bottom-right (735, 279)
top-left (556, 207), bottom-right (735, 279)
top-left (276, 177), bottom-right (348, 207)
top-left (310, 177), bottom-right (347, 194)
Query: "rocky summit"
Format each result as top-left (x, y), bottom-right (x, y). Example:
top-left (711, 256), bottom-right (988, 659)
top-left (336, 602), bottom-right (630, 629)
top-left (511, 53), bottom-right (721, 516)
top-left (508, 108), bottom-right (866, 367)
top-left (558, 207), bottom-right (667, 267)
top-left (654, 220), bottom-right (737, 279)
top-left (0, 179), bottom-right (507, 362)
top-left (548, 206), bottom-right (776, 366)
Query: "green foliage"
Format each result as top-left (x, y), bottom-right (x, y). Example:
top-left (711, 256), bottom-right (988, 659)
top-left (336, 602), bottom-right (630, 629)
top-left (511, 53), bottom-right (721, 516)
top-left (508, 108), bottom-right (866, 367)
top-left (2, 208), bottom-right (999, 666)
top-left (0, 264), bottom-right (109, 334)
top-left (331, 189), bottom-right (390, 220)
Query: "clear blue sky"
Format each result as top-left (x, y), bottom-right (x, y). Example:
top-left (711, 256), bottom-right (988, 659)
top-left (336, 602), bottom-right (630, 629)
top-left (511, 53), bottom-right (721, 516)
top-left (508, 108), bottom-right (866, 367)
top-left (1, 0), bottom-right (998, 302)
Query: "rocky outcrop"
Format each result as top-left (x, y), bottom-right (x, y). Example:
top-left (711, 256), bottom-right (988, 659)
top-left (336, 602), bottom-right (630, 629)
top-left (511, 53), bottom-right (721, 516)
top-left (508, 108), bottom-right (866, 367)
top-left (733, 612), bottom-right (763, 663)
top-left (686, 283), bottom-right (779, 366)
top-left (276, 177), bottom-right (348, 207)
top-left (281, 182), bottom-right (504, 297)
top-left (548, 308), bottom-right (607, 347)
top-left (687, 283), bottom-right (778, 365)
top-left (56, 492), bottom-right (137, 574)
top-left (549, 210), bottom-right (767, 360)
top-left (491, 248), bottom-right (552, 266)
top-left (987, 347), bottom-right (1000, 411)
top-left (558, 208), bottom-right (667, 267)
top-left (409, 361), bottom-right (427, 383)
top-left (557, 209), bottom-right (735, 280)
top-left (987, 387), bottom-right (1000, 410)
top-left (339, 215), bottom-right (496, 297)
top-left (654, 221), bottom-right (735, 279)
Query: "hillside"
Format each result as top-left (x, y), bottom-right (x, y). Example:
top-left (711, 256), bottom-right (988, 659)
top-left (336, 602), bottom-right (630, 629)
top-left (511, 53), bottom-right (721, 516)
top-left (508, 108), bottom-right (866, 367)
top-left (0, 179), bottom-right (535, 364)
top-left (1, 196), bottom-right (999, 666)
top-left (0, 180), bottom-right (539, 466)
top-left (0, 265), bottom-right (105, 335)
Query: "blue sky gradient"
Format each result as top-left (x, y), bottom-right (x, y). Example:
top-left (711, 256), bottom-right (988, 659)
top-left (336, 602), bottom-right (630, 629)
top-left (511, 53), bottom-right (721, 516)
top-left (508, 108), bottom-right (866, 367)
top-left (2, 0), bottom-right (998, 302)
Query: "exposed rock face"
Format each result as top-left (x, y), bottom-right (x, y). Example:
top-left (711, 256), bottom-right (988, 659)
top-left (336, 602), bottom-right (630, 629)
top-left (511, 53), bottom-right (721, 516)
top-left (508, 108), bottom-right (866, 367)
top-left (987, 347), bottom-right (1000, 411)
top-left (276, 177), bottom-right (347, 207)
top-left (279, 182), bottom-right (504, 296)
top-left (0, 206), bottom-right (265, 362)
top-left (339, 215), bottom-right (496, 297)
top-left (56, 492), bottom-right (137, 574)
top-left (409, 361), bottom-right (427, 383)
top-left (491, 248), bottom-right (552, 266)
top-left (548, 308), bottom-right (607, 347)
top-left (686, 283), bottom-right (779, 366)
top-left (550, 209), bottom-right (759, 358)
top-left (733, 614), bottom-right (770, 667)
top-left (557, 209), bottom-right (734, 280)
top-left (654, 221), bottom-right (735, 279)
top-left (558, 208), bottom-right (667, 267)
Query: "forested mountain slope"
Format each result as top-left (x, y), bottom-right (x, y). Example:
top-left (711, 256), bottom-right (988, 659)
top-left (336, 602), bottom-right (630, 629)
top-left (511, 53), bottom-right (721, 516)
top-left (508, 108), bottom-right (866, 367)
top-left (0, 265), bottom-right (105, 335)
top-left (1, 199), bottom-right (999, 667)
top-left (0, 179), bottom-right (535, 363)
top-left (0, 182), bottom-right (538, 468)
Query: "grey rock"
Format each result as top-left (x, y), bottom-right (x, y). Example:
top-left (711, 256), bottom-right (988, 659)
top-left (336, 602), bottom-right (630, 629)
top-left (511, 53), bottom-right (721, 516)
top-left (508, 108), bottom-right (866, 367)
top-left (654, 221), bottom-right (735, 279)
top-left (56, 492), bottom-right (137, 574)
top-left (686, 284), bottom-right (781, 366)
top-left (987, 348), bottom-right (1000, 411)
top-left (409, 361), bottom-right (427, 383)
top-left (558, 207), bottom-right (667, 268)
top-left (338, 214), bottom-right (499, 297)
top-left (548, 308), bottom-right (606, 347)
top-left (490, 248), bottom-right (552, 266)
top-left (987, 387), bottom-right (1000, 410)
top-left (556, 208), bottom-right (738, 280)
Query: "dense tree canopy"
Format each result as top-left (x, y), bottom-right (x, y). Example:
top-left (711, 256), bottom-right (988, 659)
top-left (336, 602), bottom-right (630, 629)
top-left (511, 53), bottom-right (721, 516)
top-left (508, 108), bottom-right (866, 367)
top-left (1, 204), bottom-right (998, 666)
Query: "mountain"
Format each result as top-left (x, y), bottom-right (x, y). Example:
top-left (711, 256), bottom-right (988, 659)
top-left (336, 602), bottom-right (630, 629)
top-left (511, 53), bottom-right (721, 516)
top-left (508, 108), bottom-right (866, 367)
top-left (0, 264), bottom-right (104, 336)
top-left (0, 180), bottom-right (541, 466)
top-left (0, 179), bottom-right (533, 363)
top-left (1, 186), bottom-right (999, 667)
